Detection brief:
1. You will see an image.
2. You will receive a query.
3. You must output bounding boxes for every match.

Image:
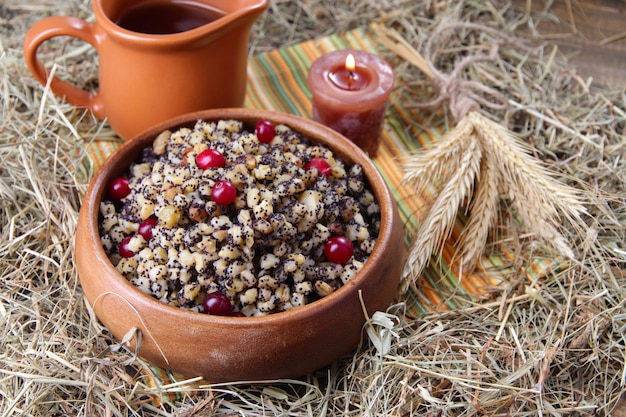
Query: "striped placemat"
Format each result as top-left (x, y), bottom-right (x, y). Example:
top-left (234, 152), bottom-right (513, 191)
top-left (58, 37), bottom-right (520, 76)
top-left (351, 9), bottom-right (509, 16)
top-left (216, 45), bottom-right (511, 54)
top-left (87, 26), bottom-right (556, 316)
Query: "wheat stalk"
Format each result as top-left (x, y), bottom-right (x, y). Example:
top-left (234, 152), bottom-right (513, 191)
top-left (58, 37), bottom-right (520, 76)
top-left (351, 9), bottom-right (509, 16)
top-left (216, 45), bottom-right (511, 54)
top-left (377, 24), bottom-right (591, 293)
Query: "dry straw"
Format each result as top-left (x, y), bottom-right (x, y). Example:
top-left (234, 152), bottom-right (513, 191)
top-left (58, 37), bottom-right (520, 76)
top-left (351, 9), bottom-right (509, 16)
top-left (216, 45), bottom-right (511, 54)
top-left (1, 0), bottom-right (626, 416)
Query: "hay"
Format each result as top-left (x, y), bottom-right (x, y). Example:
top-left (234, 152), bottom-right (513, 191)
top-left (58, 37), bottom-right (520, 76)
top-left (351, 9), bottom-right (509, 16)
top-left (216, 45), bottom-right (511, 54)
top-left (1, 0), bottom-right (625, 416)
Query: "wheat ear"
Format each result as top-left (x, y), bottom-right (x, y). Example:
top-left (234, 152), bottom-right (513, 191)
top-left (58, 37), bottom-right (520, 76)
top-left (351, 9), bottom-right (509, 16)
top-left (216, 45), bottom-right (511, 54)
top-left (402, 116), bottom-right (475, 192)
top-left (512, 196), bottom-right (576, 259)
top-left (478, 113), bottom-right (586, 220)
top-left (475, 113), bottom-right (587, 258)
top-left (456, 138), bottom-right (501, 271)
top-left (401, 133), bottom-right (482, 293)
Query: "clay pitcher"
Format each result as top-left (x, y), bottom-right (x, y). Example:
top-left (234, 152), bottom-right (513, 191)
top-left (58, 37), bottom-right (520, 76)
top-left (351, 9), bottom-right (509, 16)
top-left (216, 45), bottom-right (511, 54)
top-left (24, 0), bottom-right (268, 140)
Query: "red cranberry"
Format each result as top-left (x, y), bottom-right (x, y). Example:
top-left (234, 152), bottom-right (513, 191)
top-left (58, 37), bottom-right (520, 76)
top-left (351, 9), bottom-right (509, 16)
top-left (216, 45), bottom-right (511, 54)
top-left (211, 180), bottom-right (237, 205)
top-left (138, 217), bottom-right (158, 240)
top-left (255, 120), bottom-right (275, 144)
top-left (203, 292), bottom-right (233, 316)
top-left (196, 149), bottom-right (225, 169)
top-left (108, 177), bottom-right (131, 201)
top-left (305, 158), bottom-right (332, 177)
top-left (119, 236), bottom-right (136, 258)
top-left (324, 236), bottom-right (354, 264)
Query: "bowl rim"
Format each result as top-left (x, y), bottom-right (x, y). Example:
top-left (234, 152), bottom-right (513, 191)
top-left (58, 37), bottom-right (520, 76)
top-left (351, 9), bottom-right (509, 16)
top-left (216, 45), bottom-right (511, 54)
top-left (80, 108), bottom-right (398, 327)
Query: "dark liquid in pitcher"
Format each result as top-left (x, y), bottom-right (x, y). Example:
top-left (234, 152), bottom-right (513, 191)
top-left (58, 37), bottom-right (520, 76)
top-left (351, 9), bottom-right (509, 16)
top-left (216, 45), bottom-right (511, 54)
top-left (116, 1), bottom-right (223, 34)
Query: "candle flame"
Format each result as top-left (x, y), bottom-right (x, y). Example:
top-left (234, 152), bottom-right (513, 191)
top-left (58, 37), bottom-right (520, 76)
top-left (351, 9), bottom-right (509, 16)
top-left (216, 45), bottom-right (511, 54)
top-left (345, 54), bottom-right (356, 72)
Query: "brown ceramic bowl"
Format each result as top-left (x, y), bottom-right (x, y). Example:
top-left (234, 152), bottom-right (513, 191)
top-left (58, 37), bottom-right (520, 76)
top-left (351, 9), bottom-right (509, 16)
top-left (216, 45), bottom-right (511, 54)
top-left (75, 108), bottom-right (404, 382)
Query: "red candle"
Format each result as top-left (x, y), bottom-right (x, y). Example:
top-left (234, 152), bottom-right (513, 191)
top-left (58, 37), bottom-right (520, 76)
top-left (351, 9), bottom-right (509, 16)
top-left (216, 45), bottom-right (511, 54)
top-left (308, 49), bottom-right (394, 156)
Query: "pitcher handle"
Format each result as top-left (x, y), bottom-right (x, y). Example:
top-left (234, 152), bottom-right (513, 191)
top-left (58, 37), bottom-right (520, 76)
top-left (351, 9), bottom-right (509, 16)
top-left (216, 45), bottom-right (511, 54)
top-left (23, 16), bottom-right (105, 118)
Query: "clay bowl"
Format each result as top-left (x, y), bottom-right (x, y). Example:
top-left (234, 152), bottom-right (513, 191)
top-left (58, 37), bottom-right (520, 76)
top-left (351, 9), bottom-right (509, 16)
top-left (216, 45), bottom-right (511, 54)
top-left (75, 108), bottom-right (404, 382)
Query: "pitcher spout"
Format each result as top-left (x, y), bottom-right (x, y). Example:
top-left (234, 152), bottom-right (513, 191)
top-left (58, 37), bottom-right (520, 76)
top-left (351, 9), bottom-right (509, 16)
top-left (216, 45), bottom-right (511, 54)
top-left (211, 0), bottom-right (269, 33)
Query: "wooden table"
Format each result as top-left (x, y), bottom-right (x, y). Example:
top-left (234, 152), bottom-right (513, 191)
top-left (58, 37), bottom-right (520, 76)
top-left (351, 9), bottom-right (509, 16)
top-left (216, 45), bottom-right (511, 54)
top-left (512, 0), bottom-right (626, 89)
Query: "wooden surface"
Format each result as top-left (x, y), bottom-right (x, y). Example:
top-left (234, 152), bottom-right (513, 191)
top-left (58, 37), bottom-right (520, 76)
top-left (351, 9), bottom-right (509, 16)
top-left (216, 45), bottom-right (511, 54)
top-left (512, 0), bottom-right (626, 89)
